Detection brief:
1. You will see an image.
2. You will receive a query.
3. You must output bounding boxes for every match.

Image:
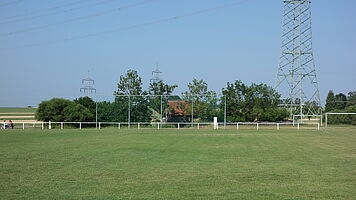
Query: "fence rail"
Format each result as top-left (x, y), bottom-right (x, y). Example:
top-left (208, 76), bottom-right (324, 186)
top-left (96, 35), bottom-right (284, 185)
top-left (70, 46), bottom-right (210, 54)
top-left (1, 121), bottom-right (321, 131)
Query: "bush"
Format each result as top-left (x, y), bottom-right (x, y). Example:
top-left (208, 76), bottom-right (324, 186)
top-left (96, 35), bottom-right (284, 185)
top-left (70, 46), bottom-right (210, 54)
top-left (36, 98), bottom-right (73, 122)
top-left (36, 97), bottom-right (96, 122)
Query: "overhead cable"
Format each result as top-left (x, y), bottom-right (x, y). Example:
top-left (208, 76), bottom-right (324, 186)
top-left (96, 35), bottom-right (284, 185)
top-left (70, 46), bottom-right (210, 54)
top-left (0, 0), bottom-right (121, 24)
top-left (0, 0), bottom-right (92, 21)
top-left (1, 0), bottom-right (251, 51)
top-left (0, 0), bottom-right (158, 36)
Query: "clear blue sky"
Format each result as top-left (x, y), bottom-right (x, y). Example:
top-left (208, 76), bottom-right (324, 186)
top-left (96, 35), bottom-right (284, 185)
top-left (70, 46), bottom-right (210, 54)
top-left (0, 0), bottom-right (355, 107)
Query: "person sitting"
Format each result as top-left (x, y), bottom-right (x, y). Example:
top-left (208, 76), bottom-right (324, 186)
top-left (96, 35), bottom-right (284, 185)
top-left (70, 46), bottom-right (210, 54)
top-left (9, 120), bottom-right (14, 129)
top-left (2, 120), bottom-right (8, 129)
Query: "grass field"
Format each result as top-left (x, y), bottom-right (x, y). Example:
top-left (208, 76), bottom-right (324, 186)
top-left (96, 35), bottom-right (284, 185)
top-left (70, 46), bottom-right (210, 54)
top-left (0, 128), bottom-right (355, 199)
top-left (0, 107), bottom-right (37, 122)
top-left (0, 107), bottom-right (37, 113)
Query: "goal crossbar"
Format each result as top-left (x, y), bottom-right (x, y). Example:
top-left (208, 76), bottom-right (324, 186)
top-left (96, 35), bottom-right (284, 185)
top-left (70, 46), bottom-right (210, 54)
top-left (325, 113), bottom-right (356, 128)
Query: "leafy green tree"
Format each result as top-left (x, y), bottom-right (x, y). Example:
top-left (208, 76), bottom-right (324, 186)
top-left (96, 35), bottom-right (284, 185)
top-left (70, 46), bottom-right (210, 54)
top-left (347, 91), bottom-right (356, 107)
top-left (325, 90), bottom-right (336, 112)
top-left (222, 80), bottom-right (288, 122)
top-left (36, 98), bottom-right (73, 122)
top-left (115, 70), bottom-right (145, 96)
top-left (114, 70), bottom-right (152, 122)
top-left (149, 80), bottom-right (177, 96)
top-left (335, 93), bottom-right (347, 110)
top-left (148, 80), bottom-right (178, 121)
top-left (182, 79), bottom-right (219, 121)
top-left (73, 96), bottom-right (96, 121)
top-left (63, 103), bottom-right (94, 122)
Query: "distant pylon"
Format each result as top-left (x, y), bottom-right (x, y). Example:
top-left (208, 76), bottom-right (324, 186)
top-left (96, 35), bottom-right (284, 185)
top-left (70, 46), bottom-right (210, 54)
top-left (80, 71), bottom-right (96, 98)
top-left (275, 0), bottom-right (321, 120)
top-left (150, 63), bottom-right (162, 83)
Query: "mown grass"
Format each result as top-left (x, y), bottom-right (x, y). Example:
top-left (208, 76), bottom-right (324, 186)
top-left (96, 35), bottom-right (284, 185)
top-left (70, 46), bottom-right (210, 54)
top-left (0, 107), bottom-right (37, 113)
top-left (0, 129), bottom-right (355, 199)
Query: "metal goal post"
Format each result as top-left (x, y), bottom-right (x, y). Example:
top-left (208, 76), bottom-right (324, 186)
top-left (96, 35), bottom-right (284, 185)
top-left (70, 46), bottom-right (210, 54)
top-left (325, 113), bottom-right (356, 128)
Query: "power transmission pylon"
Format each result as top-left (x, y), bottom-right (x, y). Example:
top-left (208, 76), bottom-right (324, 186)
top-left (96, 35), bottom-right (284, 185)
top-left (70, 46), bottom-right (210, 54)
top-left (275, 0), bottom-right (321, 121)
top-left (80, 71), bottom-right (96, 98)
top-left (150, 63), bottom-right (162, 84)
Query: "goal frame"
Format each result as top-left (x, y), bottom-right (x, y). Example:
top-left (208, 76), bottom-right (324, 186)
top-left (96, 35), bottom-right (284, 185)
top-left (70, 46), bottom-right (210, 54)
top-left (325, 112), bottom-right (356, 128)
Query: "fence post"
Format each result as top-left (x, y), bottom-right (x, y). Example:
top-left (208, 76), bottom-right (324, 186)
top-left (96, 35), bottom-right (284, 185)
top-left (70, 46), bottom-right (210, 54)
top-left (118, 123), bottom-right (121, 129)
top-left (79, 122), bottom-right (82, 130)
top-left (138, 123), bottom-right (140, 129)
top-left (277, 123), bottom-right (280, 130)
top-left (178, 123), bottom-right (180, 129)
top-left (42, 122), bottom-right (44, 130)
top-left (317, 123), bottom-right (320, 130)
top-left (257, 123), bottom-right (259, 130)
top-left (224, 95), bottom-right (227, 129)
top-left (297, 123), bottom-right (300, 130)
top-left (157, 123), bottom-right (160, 130)
top-left (99, 122), bottom-right (101, 129)
top-left (236, 123), bottom-right (239, 130)
top-left (61, 122), bottom-right (63, 130)
top-left (23, 122), bottom-right (25, 130)
top-left (198, 123), bottom-right (200, 130)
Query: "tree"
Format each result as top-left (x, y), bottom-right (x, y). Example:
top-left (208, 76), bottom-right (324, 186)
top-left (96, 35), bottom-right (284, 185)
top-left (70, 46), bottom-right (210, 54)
top-left (222, 80), bottom-right (288, 122)
top-left (335, 93), bottom-right (347, 110)
top-left (36, 98), bottom-right (73, 122)
top-left (63, 103), bottom-right (94, 122)
top-left (115, 69), bottom-right (145, 96)
top-left (347, 91), bottom-right (356, 107)
top-left (113, 70), bottom-right (152, 122)
top-left (325, 90), bottom-right (336, 112)
top-left (148, 80), bottom-right (178, 121)
top-left (74, 96), bottom-right (96, 121)
top-left (182, 79), bottom-right (219, 121)
top-left (148, 80), bottom-right (177, 96)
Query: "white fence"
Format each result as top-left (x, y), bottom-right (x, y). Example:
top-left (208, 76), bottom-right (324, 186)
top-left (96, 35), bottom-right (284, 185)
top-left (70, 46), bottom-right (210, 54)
top-left (1, 122), bottom-right (321, 130)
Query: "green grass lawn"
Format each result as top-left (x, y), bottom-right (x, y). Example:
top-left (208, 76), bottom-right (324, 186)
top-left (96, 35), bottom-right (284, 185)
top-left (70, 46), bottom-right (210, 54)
top-left (0, 107), bottom-right (37, 113)
top-left (0, 129), bottom-right (355, 199)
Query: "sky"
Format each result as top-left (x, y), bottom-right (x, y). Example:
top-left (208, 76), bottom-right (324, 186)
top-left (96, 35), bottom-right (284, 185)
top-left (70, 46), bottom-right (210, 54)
top-left (0, 0), bottom-right (355, 107)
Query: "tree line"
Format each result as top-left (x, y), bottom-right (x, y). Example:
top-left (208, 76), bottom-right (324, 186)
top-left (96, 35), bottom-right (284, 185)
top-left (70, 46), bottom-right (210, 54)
top-left (36, 69), bottom-right (295, 123)
top-left (325, 91), bottom-right (356, 125)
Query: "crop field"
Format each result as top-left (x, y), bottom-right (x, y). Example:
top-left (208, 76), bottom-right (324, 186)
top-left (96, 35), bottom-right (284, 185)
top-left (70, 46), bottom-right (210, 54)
top-left (0, 107), bottom-right (37, 122)
top-left (0, 128), bottom-right (355, 199)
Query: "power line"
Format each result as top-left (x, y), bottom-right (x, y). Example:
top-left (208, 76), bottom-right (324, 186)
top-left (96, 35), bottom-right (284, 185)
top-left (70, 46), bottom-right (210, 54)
top-left (0, 0), bottom-right (23, 8)
top-left (1, 0), bottom-right (252, 51)
top-left (0, 0), bottom-right (92, 21)
top-left (0, 0), bottom-right (158, 37)
top-left (0, 0), bottom-right (121, 24)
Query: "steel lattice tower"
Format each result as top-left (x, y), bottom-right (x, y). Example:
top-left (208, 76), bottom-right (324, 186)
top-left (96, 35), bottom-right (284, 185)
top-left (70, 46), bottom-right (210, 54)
top-left (275, 0), bottom-right (321, 120)
top-left (150, 63), bottom-right (162, 84)
top-left (80, 72), bottom-right (96, 98)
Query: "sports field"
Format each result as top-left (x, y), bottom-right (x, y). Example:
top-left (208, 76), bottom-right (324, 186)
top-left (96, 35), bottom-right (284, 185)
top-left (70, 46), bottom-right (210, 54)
top-left (1, 128), bottom-right (355, 199)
